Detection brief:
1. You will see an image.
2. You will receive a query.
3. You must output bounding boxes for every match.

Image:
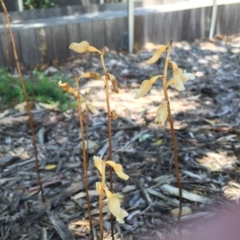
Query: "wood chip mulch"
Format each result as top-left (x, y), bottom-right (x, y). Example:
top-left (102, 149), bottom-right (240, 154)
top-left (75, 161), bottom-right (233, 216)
top-left (0, 35), bottom-right (240, 240)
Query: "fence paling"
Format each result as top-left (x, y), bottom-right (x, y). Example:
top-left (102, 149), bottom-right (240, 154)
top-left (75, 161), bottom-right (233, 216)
top-left (0, 2), bottom-right (240, 67)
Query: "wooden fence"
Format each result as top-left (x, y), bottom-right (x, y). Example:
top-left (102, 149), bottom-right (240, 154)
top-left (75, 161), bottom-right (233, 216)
top-left (0, 1), bottom-right (192, 23)
top-left (0, 2), bottom-right (133, 23)
top-left (0, 1), bottom-right (240, 68)
top-left (0, 0), bottom-right (190, 13)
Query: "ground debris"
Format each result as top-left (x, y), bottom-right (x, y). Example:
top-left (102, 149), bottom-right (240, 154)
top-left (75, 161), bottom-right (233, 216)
top-left (1, 35), bottom-right (240, 239)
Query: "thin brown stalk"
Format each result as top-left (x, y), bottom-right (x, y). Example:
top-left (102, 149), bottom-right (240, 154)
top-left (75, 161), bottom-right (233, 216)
top-left (162, 41), bottom-right (183, 232)
top-left (75, 78), bottom-right (94, 240)
top-left (3, 24), bottom-right (11, 71)
top-left (85, 107), bottom-right (90, 170)
top-left (99, 157), bottom-right (106, 240)
top-left (100, 54), bottom-right (113, 160)
top-left (0, 0), bottom-right (44, 202)
top-left (100, 53), bottom-right (114, 240)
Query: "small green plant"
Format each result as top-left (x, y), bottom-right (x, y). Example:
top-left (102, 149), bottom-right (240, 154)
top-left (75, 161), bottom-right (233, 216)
top-left (0, 68), bottom-right (23, 109)
top-left (23, 0), bottom-right (54, 10)
top-left (0, 68), bottom-right (75, 111)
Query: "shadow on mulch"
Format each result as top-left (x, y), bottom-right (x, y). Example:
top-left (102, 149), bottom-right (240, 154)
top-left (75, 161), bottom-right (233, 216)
top-left (0, 35), bottom-right (240, 240)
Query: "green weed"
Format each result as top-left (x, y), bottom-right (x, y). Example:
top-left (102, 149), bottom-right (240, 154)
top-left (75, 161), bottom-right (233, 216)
top-left (0, 68), bottom-right (75, 111)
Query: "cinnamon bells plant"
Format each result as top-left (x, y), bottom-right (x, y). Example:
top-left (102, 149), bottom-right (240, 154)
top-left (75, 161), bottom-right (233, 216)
top-left (94, 156), bottom-right (129, 224)
top-left (59, 40), bottom-right (122, 239)
top-left (68, 40), bottom-right (119, 121)
top-left (58, 80), bottom-right (98, 114)
top-left (69, 41), bottom-right (119, 94)
top-left (135, 43), bottom-right (195, 224)
top-left (135, 45), bottom-right (195, 126)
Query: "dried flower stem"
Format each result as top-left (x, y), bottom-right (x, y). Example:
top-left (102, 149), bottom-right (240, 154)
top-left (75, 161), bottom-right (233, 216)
top-left (99, 158), bottom-right (106, 240)
top-left (0, 0), bottom-right (44, 202)
top-left (3, 24), bottom-right (11, 71)
top-left (100, 53), bottom-right (114, 240)
top-left (162, 42), bottom-right (183, 230)
top-left (75, 78), bottom-right (94, 240)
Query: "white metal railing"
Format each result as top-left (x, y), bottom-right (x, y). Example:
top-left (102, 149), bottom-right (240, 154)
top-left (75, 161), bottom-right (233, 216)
top-left (127, 0), bottom-right (240, 52)
top-left (128, 0), bottom-right (134, 53)
top-left (18, 0), bottom-right (23, 11)
top-left (209, 0), bottom-right (217, 39)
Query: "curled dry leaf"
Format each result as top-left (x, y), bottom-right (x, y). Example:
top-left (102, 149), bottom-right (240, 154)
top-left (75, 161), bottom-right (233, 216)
top-left (58, 81), bottom-right (70, 91)
top-left (146, 45), bottom-right (168, 64)
top-left (106, 161), bottom-right (129, 180)
top-left (111, 110), bottom-right (119, 120)
top-left (108, 73), bottom-right (119, 93)
top-left (81, 72), bottom-right (102, 80)
top-left (80, 72), bottom-right (105, 84)
top-left (58, 81), bottom-right (78, 98)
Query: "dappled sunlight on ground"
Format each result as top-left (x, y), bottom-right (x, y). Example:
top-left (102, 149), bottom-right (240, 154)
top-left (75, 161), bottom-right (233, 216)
top-left (197, 151), bottom-right (237, 172)
top-left (197, 150), bottom-right (240, 201)
top-left (1, 35), bottom-right (240, 239)
top-left (223, 180), bottom-right (240, 201)
top-left (82, 78), bottom-right (200, 126)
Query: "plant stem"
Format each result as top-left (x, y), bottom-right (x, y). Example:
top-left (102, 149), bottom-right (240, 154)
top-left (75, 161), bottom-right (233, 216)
top-left (75, 79), bottom-right (94, 240)
top-left (100, 53), bottom-right (114, 240)
top-left (0, 0), bottom-right (44, 202)
top-left (99, 159), bottom-right (106, 240)
top-left (100, 54), bottom-right (113, 160)
top-left (3, 24), bottom-right (11, 71)
top-left (162, 42), bottom-right (183, 230)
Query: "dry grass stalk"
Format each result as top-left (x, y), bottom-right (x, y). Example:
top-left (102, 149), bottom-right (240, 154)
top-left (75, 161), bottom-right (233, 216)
top-left (0, 0), bottom-right (44, 202)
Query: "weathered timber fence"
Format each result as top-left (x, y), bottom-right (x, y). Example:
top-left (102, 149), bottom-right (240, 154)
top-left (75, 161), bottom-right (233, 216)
top-left (0, 1), bottom-right (240, 68)
top-left (0, 0), bottom-right (190, 14)
top-left (0, 1), bottom-right (191, 23)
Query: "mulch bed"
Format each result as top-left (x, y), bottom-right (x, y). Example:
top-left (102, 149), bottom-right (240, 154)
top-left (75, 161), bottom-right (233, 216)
top-left (0, 35), bottom-right (240, 240)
